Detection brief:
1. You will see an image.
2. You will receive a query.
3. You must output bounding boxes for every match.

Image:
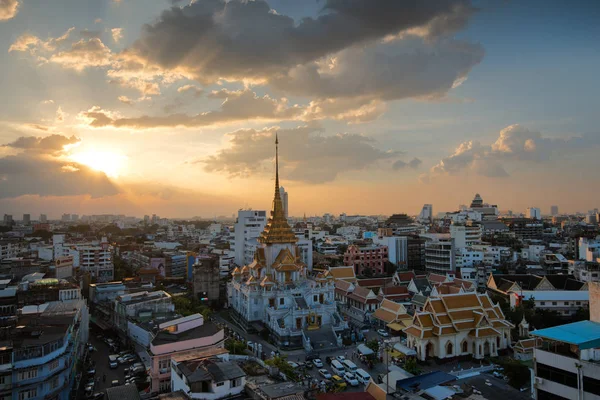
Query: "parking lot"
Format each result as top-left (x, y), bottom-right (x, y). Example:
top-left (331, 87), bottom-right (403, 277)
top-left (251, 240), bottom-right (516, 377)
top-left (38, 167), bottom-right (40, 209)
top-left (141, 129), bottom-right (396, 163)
top-left (81, 331), bottom-right (147, 396)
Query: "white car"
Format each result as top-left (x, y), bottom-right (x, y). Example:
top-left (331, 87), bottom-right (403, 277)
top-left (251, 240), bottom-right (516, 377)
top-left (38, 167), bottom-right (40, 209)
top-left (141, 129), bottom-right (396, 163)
top-left (335, 355), bottom-right (346, 363)
top-left (318, 369), bottom-right (332, 379)
top-left (377, 329), bottom-right (389, 337)
top-left (287, 361), bottom-right (299, 368)
top-left (344, 372), bottom-right (359, 386)
top-left (312, 358), bottom-right (324, 368)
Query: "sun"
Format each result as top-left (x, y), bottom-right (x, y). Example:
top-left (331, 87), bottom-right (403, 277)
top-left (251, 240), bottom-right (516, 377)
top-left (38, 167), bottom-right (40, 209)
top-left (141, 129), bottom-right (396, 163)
top-left (70, 150), bottom-right (127, 178)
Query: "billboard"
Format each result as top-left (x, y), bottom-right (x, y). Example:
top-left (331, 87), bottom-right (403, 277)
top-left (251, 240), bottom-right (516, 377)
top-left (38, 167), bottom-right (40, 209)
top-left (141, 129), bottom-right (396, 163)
top-left (150, 257), bottom-right (166, 277)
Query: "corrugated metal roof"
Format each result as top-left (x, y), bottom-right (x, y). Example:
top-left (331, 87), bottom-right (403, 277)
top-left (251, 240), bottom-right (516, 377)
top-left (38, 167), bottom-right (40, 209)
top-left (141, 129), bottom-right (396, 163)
top-left (531, 320), bottom-right (600, 350)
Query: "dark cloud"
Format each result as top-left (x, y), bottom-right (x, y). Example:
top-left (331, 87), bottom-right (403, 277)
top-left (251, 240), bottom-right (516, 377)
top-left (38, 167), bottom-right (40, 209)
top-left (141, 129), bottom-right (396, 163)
top-left (127, 0), bottom-right (475, 83)
top-left (0, 0), bottom-right (19, 21)
top-left (201, 124), bottom-right (402, 183)
top-left (427, 124), bottom-right (600, 179)
top-left (0, 135), bottom-right (119, 198)
top-left (393, 157), bottom-right (422, 170)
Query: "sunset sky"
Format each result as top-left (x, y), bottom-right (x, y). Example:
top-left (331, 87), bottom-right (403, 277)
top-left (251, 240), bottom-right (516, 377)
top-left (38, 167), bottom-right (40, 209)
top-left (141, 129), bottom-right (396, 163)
top-left (1, 0), bottom-right (599, 218)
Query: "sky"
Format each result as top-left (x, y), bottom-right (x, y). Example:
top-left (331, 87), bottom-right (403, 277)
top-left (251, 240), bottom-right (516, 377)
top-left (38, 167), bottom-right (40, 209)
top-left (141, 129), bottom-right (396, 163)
top-left (0, 0), bottom-right (599, 219)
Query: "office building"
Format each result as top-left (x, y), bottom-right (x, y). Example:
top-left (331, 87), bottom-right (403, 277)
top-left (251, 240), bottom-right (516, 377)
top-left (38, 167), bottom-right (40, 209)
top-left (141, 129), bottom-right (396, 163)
top-left (279, 186), bottom-right (288, 218)
top-left (526, 207), bottom-right (542, 220)
top-left (550, 205), bottom-right (559, 216)
top-left (417, 204), bottom-right (433, 223)
top-left (233, 210), bottom-right (267, 266)
top-left (423, 235), bottom-right (455, 274)
top-left (2, 214), bottom-right (12, 226)
top-left (22, 214), bottom-right (30, 225)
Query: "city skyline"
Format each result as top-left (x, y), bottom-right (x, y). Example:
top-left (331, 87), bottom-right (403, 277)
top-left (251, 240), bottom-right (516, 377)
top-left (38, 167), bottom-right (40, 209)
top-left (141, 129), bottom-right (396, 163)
top-left (1, 0), bottom-right (599, 218)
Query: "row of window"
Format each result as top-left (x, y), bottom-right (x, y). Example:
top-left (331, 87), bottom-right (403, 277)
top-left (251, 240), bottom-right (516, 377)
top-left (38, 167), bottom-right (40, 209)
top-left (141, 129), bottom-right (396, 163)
top-left (537, 363), bottom-right (600, 396)
top-left (538, 301), bottom-right (582, 306)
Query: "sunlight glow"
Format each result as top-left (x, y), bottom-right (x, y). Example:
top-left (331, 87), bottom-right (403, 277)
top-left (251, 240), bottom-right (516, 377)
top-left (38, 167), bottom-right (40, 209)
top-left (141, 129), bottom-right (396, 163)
top-left (70, 150), bottom-right (127, 178)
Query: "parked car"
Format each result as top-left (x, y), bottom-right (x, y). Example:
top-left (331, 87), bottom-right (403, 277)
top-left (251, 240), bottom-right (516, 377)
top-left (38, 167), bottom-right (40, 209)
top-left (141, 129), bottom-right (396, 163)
top-left (344, 372), bottom-right (359, 387)
top-left (377, 329), bottom-right (389, 337)
top-left (312, 358), bottom-right (324, 368)
top-left (493, 371), bottom-right (504, 379)
top-left (306, 353), bottom-right (320, 362)
top-left (87, 368), bottom-right (96, 376)
top-left (331, 375), bottom-right (347, 390)
top-left (287, 361), bottom-right (299, 368)
top-left (318, 369), bottom-right (332, 379)
top-left (111, 380), bottom-right (120, 387)
top-left (335, 355), bottom-right (346, 363)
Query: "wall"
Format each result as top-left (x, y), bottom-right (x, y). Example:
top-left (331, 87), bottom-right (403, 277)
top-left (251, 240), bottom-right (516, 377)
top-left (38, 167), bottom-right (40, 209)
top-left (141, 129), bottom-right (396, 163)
top-left (591, 282), bottom-right (600, 323)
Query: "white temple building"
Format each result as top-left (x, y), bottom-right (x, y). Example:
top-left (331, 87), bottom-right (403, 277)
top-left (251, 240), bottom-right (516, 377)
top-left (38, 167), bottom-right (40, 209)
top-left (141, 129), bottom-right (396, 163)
top-left (229, 136), bottom-right (348, 349)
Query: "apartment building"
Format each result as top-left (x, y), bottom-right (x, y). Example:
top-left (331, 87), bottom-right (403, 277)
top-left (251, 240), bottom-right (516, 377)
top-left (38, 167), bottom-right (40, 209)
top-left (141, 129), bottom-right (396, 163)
top-left (233, 210), bottom-right (267, 266)
top-left (5, 299), bottom-right (89, 400)
top-left (423, 235), bottom-right (455, 275)
top-left (114, 290), bottom-right (174, 331)
top-left (147, 314), bottom-right (225, 393)
top-left (531, 282), bottom-right (600, 400)
top-left (171, 358), bottom-right (246, 400)
top-left (0, 240), bottom-right (20, 261)
top-left (343, 244), bottom-right (389, 275)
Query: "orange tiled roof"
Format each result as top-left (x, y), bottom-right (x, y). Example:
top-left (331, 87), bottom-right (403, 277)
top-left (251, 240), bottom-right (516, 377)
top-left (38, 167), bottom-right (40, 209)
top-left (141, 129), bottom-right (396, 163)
top-left (448, 310), bottom-right (475, 321)
top-left (469, 327), bottom-right (499, 337)
top-left (416, 313), bottom-right (435, 328)
top-left (441, 293), bottom-right (481, 310)
top-left (327, 266), bottom-right (356, 280)
top-left (372, 308), bottom-right (396, 324)
top-left (380, 298), bottom-right (402, 313)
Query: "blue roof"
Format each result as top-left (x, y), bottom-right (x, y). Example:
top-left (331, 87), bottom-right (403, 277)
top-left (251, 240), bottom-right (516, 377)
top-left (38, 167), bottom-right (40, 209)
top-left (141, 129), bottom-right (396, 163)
top-left (396, 371), bottom-right (456, 392)
top-left (531, 320), bottom-right (600, 350)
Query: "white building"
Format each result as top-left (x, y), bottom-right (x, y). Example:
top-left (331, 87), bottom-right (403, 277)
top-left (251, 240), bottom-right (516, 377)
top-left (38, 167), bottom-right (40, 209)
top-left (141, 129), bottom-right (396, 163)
top-left (521, 244), bottom-right (547, 263)
top-left (450, 223), bottom-right (482, 247)
top-left (374, 236), bottom-right (409, 266)
top-left (423, 234), bottom-right (455, 275)
top-left (578, 237), bottom-right (600, 262)
top-left (279, 186), bottom-right (289, 218)
top-left (233, 210), bottom-right (267, 266)
top-left (417, 204), bottom-right (433, 223)
top-left (526, 207), bottom-right (541, 220)
top-left (171, 358), bottom-right (245, 400)
top-left (229, 139), bottom-right (347, 350)
top-left (296, 238), bottom-right (313, 271)
top-left (0, 240), bottom-right (19, 260)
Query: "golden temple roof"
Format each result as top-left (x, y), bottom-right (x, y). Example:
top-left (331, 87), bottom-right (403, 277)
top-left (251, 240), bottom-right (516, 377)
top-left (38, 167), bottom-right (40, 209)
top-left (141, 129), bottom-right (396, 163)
top-left (258, 134), bottom-right (298, 245)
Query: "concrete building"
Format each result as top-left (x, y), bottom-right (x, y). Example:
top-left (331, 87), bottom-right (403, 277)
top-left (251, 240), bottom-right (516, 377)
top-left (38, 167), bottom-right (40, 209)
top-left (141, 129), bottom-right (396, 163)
top-left (192, 255), bottom-right (221, 305)
top-left (550, 205), bottom-right (559, 216)
top-left (114, 290), bottom-right (174, 331)
top-left (417, 204), bottom-right (433, 224)
top-left (579, 237), bottom-right (600, 262)
top-left (505, 218), bottom-right (544, 239)
top-left (149, 314), bottom-right (225, 393)
top-left (6, 299), bottom-right (89, 400)
top-left (343, 244), bottom-right (389, 276)
top-left (571, 260), bottom-right (600, 283)
top-left (22, 214), bottom-right (30, 225)
top-left (233, 210), bottom-right (267, 266)
top-left (450, 223), bottom-right (482, 247)
top-left (404, 292), bottom-right (513, 361)
top-left (423, 235), bottom-right (455, 275)
top-left (531, 283), bottom-right (600, 400)
top-left (39, 214), bottom-right (47, 223)
top-left (279, 186), bottom-right (288, 218)
top-left (171, 358), bottom-right (246, 400)
top-left (0, 240), bottom-right (20, 261)
top-left (525, 207), bottom-right (542, 220)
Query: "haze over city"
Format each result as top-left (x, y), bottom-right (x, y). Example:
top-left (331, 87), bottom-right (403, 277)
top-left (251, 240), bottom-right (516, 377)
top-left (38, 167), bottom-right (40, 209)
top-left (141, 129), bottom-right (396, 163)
top-left (1, 0), bottom-right (599, 218)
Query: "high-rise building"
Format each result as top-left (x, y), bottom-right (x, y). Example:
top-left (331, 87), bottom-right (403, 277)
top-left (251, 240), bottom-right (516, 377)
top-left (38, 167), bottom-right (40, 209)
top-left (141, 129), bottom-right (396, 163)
top-left (234, 210), bottom-right (267, 266)
top-left (61, 213), bottom-right (71, 222)
top-left (71, 214), bottom-right (79, 222)
top-left (417, 204), bottom-right (433, 223)
top-left (2, 214), bottom-right (12, 226)
top-left (526, 207), bottom-right (541, 220)
top-left (40, 214), bottom-right (47, 223)
top-left (144, 215), bottom-right (150, 224)
top-left (22, 214), bottom-right (30, 225)
top-left (279, 186), bottom-right (289, 218)
top-left (550, 205), bottom-right (559, 216)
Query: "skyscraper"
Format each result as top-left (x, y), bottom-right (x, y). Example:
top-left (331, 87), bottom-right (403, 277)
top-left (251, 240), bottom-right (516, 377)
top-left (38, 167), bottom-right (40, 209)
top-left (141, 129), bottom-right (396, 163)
top-left (40, 214), bottom-right (47, 223)
top-left (279, 186), bottom-right (289, 218)
top-left (417, 204), bottom-right (433, 223)
top-left (23, 214), bottom-right (30, 224)
top-left (550, 205), bottom-right (559, 216)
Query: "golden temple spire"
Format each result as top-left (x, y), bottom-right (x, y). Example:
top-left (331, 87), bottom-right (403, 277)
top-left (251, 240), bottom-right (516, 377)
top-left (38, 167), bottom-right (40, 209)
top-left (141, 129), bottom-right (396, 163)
top-left (258, 134), bottom-right (297, 244)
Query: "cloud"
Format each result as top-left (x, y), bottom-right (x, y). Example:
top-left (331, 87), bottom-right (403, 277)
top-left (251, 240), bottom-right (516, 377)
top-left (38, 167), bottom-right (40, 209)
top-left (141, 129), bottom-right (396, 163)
top-left (0, 0), bottom-right (19, 21)
top-left (177, 84), bottom-right (204, 97)
top-left (55, 106), bottom-right (67, 123)
top-left (427, 124), bottom-right (600, 180)
top-left (9, 27), bottom-right (75, 55)
top-left (111, 28), bottom-right (123, 43)
top-left (200, 124), bottom-right (402, 183)
top-left (127, 0), bottom-right (475, 84)
top-left (393, 157), bottom-right (422, 170)
top-left (118, 95), bottom-right (134, 105)
top-left (50, 38), bottom-right (113, 71)
top-left (0, 134), bottom-right (118, 198)
top-left (80, 89), bottom-right (305, 128)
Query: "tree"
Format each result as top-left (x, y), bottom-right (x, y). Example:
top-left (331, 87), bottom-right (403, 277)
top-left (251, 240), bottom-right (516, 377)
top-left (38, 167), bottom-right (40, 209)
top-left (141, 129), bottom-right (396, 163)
top-left (573, 307), bottom-right (590, 322)
top-left (366, 339), bottom-right (379, 354)
top-left (404, 357), bottom-right (420, 375)
top-left (225, 339), bottom-right (247, 355)
top-left (497, 358), bottom-right (530, 389)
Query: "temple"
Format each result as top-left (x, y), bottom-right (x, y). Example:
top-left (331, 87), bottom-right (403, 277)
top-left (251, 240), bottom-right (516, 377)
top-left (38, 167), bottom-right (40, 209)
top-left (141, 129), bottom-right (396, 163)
top-left (228, 135), bottom-right (348, 350)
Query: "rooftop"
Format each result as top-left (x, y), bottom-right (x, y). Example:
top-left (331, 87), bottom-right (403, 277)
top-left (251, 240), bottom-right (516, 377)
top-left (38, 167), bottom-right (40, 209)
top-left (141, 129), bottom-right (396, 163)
top-left (531, 320), bottom-right (600, 350)
top-left (151, 321), bottom-right (221, 346)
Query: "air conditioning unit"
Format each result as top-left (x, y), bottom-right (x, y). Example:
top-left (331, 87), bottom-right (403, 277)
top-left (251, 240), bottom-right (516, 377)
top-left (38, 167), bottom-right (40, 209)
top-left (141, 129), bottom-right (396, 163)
top-left (535, 377), bottom-right (543, 385)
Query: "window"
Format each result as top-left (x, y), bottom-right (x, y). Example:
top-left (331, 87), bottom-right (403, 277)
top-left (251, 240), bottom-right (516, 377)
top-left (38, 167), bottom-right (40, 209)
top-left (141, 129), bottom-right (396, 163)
top-left (552, 302), bottom-right (557, 306)
top-left (216, 382), bottom-right (225, 387)
top-left (159, 359), bottom-right (170, 371)
top-left (313, 295), bottom-right (318, 302)
top-left (159, 378), bottom-right (171, 392)
top-left (537, 363), bottom-right (577, 389)
top-left (49, 359), bottom-right (59, 371)
top-left (279, 298), bottom-right (284, 305)
top-left (540, 302), bottom-right (545, 305)
top-left (50, 376), bottom-right (59, 390)
top-left (563, 302), bottom-right (569, 305)
top-left (584, 376), bottom-right (600, 396)
top-left (576, 302), bottom-right (581, 306)
top-left (18, 368), bottom-right (38, 381)
top-left (231, 378), bottom-right (242, 387)
top-left (19, 389), bottom-right (37, 400)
